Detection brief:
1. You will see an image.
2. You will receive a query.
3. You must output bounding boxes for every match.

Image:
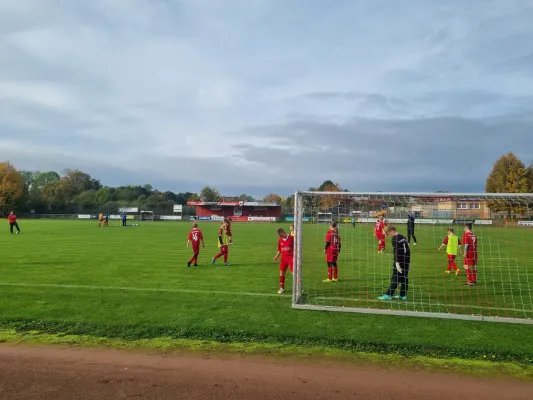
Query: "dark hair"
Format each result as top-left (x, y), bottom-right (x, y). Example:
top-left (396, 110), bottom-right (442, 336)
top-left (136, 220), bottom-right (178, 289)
top-left (447, 227), bottom-right (454, 233)
top-left (385, 225), bottom-right (396, 233)
top-left (465, 223), bottom-right (473, 230)
top-left (331, 221), bottom-right (337, 228)
top-left (277, 228), bottom-right (285, 235)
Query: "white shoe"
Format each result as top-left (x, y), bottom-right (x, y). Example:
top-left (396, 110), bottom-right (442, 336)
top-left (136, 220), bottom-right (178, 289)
top-left (413, 243), bottom-right (417, 246)
top-left (278, 288), bottom-right (285, 294)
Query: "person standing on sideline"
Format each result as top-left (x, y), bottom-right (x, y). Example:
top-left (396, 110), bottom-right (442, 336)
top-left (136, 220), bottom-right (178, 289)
top-left (8, 211), bottom-right (20, 234)
top-left (98, 212), bottom-right (104, 227)
top-left (121, 212), bottom-right (127, 227)
top-left (351, 216), bottom-right (356, 227)
top-left (378, 225), bottom-right (411, 301)
top-left (407, 212), bottom-right (417, 245)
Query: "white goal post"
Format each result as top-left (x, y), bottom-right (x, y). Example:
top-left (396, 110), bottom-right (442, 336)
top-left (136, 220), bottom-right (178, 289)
top-left (292, 191), bottom-right (533, 325)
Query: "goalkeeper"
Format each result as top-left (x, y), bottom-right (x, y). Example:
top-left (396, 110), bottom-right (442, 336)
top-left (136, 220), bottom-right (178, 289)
top-left (378, 225), bottom-right (411, 301)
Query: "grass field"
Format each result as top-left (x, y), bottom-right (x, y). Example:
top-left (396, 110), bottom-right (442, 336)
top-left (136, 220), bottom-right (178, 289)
top-left (0, 219), bottom-right (532, 371)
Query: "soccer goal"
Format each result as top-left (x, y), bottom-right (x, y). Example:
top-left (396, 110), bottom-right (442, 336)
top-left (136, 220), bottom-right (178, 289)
top-left (291, 191), bottom-right (533, 325)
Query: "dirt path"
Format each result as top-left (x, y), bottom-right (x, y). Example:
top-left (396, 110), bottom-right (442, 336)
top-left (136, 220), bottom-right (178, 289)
top-left (0, 345), bottom-right (531, 399)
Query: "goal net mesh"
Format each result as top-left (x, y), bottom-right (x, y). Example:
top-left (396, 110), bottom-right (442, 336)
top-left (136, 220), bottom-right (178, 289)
top-left (291, 192), bottom-right (533, 324)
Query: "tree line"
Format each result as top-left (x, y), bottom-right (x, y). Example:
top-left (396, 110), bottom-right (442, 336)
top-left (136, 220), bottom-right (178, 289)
top-left (0, 161), bottom-right (347, 215)
top-left (0, 154), bottom-right (531, 215)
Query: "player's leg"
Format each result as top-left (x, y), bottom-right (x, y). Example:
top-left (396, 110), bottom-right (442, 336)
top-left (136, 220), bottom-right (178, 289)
top-left (223, 245), bottom-right (230, 265)
top-left (279, 263), bottom-right (288, 293)
top-left (379, 265), bottom-right (398, 299)
top-left (412, 233), bottom-right (417, 244)
top-left (15, 222), bottom-right (20, 233)
top-left (332, 259), bottom-right (338, 281)
top-left (323, 261), bottom-right (333, 282)
top-left (399, 266), bottom-right (408, 299)
top-left (464, 262), bottom-right (474, 285)
top-left (9, 223), bottom-right (13, 234)
top-left (470, 264), bottom-right (477, 284)
top-left (446, 255), bottom-right (453, 273)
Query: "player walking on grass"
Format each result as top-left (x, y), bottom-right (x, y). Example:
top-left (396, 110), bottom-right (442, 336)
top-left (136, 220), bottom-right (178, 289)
top-left (374, 216), bottom-right (386, 253)
top-left (438, 228), bottom-right (461, 275)
top-left (323, 222), bottom-right (341, 282)
top-left (8, 211), bottom-right (20, 234)
top-left (273, 228), bottom-right (294, 294)
top-left (98, 212), bottom-right (104, 227)
top-left (212, 219), bottom-right (231, 265)
top-left (378, 225), bottom-right (410, 301)
top-left (462, 223), bottom-right (478, 286)
top-left (226, 218), bottom-right (233, 245)
top-left (187, 222), bottom-right (205, 267)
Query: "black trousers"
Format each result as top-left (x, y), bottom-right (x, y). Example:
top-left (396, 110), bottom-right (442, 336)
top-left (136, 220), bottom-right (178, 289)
top-left (407, 229), bottom-right (417, 244)
top-left (122, 220), bottom-right (126, 226)
top-left (386, 263), bottom-right (409, 297)
top-left (9, 222), bottom-right (20, 233)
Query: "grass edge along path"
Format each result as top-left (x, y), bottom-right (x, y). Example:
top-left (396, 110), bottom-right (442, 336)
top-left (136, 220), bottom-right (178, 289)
top-left (0, 327), bottom-right (531, 381)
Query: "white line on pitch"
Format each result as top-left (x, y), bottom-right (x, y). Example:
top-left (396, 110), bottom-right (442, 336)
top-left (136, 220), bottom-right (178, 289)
top-left (313, 296), bottom-right (531, 313)
top-left (0, 282), bottom-right (280, 298)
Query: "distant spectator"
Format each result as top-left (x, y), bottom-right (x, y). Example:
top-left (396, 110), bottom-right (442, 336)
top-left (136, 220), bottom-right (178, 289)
top-left (407, 212), bottom-right (417, 245)
top-left (121, 212), bottom-right (127, 226)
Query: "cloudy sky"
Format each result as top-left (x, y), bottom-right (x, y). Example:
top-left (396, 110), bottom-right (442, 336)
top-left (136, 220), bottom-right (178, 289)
top-left (1, 0), bottom-right (533, 197)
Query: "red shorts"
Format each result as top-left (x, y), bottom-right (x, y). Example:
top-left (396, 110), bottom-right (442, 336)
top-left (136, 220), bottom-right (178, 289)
top-left (280, 255), bottom-right (293, 273)
top-left (326, 253), bottom-right (338, 263)
top-left (447, 254), bottom-right (456, 261)
top-left (192, 245), bottom-right (200, 254)
top-left (464, 259), bottom-right (477, 267)
top-left (219, 245), bottom-right (228, 254)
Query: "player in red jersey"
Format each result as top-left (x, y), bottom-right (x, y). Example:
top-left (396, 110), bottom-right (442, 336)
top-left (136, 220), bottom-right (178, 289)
top-left (462, 223), bottom-right (478, 286)
top-left (212, 219), bottom-right (231, 265)
top-left (186, 222), bottom-right (205, 267)
top-left (374, 216), bottom-right (385, 253)
top-left (323, 222), bottom-right (341, 282)
top-left (273, 228), bottom-right (294, 294)
top-left (8, 211), bottom-right (20, 234)
top-left (226, 217), bottom-right (233, 244)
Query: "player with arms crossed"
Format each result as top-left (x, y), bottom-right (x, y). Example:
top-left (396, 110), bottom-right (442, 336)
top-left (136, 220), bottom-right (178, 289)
top-left (212, 219), bottom-right (231, 265)
top-left (438, 228), bottom-right (461, 275)
top-left (273, 228), bottom-right (294, 294)
top-left (323, 221), bottom-right (341, 282)
top-left (462, 223), bottom-right (478, 286)
top-left (378, 225), bottom-right (411, 301)
top-left (187, 222), bottom-right (205, 267)
top-left (374, 216), bottom-right (386, 253)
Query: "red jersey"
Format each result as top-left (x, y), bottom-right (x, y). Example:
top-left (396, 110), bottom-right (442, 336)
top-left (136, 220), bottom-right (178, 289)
top-left (325, 229), bottom-right (341, 255)
top-left (188, 228), bottom-right (203, 246)
top-left (278, 234), bottom-right (294, 257)
top-left (462, 231), bottom-right (478, 262)
top-left (374, 221), bottom-right (384, 237)
top-left (8, 214), bottom-right (17, 223)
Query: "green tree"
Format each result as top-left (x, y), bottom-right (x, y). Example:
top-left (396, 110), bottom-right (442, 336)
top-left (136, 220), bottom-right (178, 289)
top-left (200, 186), bottom-right (221, 202)
top-left (527, 162), bottom-right (533, 192)
top-left (61, 169), bottom-right (101, 197)
top-left (485, 152), bottom-right (529, 215)
top-left (0, 162), bottom-right (25, 208)
top-left (34, 171), bottom-right (60, 189)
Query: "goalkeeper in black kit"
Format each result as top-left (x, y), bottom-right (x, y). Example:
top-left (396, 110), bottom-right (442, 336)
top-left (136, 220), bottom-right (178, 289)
top-left (378, 225), bottom-right (411, 301)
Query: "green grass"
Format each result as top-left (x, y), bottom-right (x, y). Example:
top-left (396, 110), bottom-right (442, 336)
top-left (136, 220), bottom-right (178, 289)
top-left (0, 220), bottom-right (532, 374)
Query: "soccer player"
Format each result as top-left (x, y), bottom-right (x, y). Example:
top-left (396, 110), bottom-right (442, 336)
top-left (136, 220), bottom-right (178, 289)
top-left (226, 218), bottom-right (233, 244)
top-left (121, 212), bottom-right (127, 227)
top-left (187, 222), bottom-right (205, 267)
top-left (438, 228), bottom-right (461, 275)
top-left (323, 222), bottom-right (341, 282)
top-left (8, 211), bottom-right (20, 234)
top-left (378, 225), bottom-right (411, 301)
top-left (273, 228), bottom-right (294, 294)
top-left (462, 223), bottom-right (478, 286)
top-left (98, 212), bottom-right (104, 227)
top-left (290, 224), bottom-right (295, 236)
top-left (374, 216), bottom-right (386, 253)
top-left (103, 214), bottom-right (109, 227)
top-left (212, 220), bottom-right (231, 265)
top-left (407, 212), bottom-right (418, 245)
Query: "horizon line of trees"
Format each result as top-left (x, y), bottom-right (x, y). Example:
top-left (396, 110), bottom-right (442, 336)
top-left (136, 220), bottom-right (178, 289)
top-left (0, 154), bottom-right (532, 215)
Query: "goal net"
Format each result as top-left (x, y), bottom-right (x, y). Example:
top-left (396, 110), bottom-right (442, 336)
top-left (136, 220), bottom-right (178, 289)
top-left (291, 192), bottom-right (533, 324)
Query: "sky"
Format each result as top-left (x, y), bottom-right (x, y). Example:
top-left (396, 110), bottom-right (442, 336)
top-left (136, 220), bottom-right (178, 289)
top-left (1, 0), bottom-right (533, 198)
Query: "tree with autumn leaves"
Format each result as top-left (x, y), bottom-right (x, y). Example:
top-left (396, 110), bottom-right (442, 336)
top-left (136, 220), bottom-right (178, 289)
top-left (0, 162), bottom-right (24, 210)
top-left (485, 152), bottom-right (533, 215)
